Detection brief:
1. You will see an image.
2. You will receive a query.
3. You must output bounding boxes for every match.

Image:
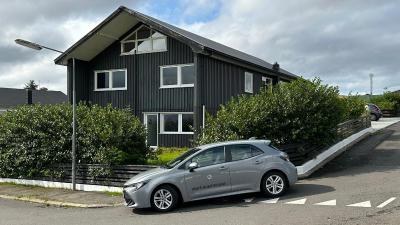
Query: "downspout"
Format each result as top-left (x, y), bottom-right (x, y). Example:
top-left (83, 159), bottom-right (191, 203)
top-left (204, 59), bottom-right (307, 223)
top-left (193, 53), bottom-right (202, 138)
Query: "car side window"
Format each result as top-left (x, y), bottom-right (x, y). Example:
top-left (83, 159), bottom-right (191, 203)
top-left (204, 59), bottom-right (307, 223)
top-left (187, 146), bottom-right (225, 168)
top-left (228, 145), bottom-right (253, 161)
top-left (251, 147), bottom-right (264, 157)
top-left (227, 144), bottom-right (264, 161)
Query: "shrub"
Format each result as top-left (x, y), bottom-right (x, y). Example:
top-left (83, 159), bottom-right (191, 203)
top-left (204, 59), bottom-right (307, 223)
top-left (0, 103), bottom-right (149, 179)
top-left (196, 78), bottom-right (365, 147)
top-left (370, 92), bottom-right (400, 111)
top-left (339, 95), bottom-right (367, 121)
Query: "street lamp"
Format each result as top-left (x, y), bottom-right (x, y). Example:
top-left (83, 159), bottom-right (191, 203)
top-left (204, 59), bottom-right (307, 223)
top-left (15, 38), bottom-right (78, 191)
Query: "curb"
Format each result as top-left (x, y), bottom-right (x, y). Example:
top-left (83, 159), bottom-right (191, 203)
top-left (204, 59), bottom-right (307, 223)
top-left (0, 194), bottom-right (122, 208)
top-left (0, 178), bottom-right (123, 193)
top-left (296, 127), bottom-right (373, 179)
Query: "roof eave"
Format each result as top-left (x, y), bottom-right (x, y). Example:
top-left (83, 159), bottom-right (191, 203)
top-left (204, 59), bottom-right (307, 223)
top-left (205, 48), bottom-right (298, 80)
top-left (55, 6), bottom-right (206, 65)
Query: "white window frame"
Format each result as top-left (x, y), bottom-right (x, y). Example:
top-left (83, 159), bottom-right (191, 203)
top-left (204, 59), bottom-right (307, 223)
top-left (94, 69), bottom-right (127, 91)
top-left (160, 112), bottom-right (194, 134)
top-left (120, 25), bottom-right (167, 55)
top-left (245, 72), bottom-right (253, 93)
top-left (160, 64), bottom-right (195, 89)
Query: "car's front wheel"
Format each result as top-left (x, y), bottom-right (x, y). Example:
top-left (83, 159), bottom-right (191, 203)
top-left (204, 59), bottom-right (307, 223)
top-left (151, 185), bottom-right (179, 212)
top-left (261, 171), bottom-right (288, 197)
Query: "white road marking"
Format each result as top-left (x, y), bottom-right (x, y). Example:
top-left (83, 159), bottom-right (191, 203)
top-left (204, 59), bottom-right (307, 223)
top-left (377, 197), bottom-right (396, 208)
top-left (244, 198), bottom-right (254, 203)
top-left (314, 199), bottom-right (336, 206)
top-left (346, 201), bottom-right (371, 208)
top-left (285, 198), bottom-right (307, 205)
top-left (260, 198), bottom-right (279, 204)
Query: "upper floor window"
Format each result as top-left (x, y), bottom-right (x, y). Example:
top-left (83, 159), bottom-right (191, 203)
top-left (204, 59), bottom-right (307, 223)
top-left (121, 25), bottom-right (167, 55)
top-left (245, 72), bottom-right (253, 93)
top-left (160, 64), bottom-right (195, 88)
top-left (94, 69), bottom-right (127, 91)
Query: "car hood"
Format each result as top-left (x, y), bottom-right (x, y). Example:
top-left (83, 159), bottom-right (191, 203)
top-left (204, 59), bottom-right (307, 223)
top-left (124, 167), bottom-right (170, 186)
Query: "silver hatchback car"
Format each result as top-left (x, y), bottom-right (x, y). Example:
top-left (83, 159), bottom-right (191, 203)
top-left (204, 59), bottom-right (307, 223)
top-left (123, 140), bottom-right (298, 212)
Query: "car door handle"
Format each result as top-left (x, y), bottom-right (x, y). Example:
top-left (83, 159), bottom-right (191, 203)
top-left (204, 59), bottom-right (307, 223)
top-left (219, 166), bottom-right (228, 170)
top-left (255, 160), bottom-right (262, 164)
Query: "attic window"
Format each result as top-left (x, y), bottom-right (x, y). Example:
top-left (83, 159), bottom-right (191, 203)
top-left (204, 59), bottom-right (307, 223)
top-left (121, 25), bottom-right (167, 54)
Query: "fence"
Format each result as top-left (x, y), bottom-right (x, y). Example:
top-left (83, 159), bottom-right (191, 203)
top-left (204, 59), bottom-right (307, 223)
top-left (280, 116), bottom-right (371, 166)
top-left (43, 164), bottom-right (157, 187)
top-left (381, 109), bottom-right (400, 117)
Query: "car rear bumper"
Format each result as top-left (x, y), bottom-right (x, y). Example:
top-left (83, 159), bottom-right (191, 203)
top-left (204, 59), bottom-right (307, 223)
top-left (287, 163), bottom-right (298, 186)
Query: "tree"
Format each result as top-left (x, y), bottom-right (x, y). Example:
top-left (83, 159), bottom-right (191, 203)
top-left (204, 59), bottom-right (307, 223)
top-left (24, 80), bottom-right (38, 90)
top-left (39, 87), bottom-right (48, 91)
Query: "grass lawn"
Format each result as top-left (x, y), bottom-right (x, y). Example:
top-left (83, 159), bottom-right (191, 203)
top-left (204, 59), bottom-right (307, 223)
top-left (147, 147), bottom-right (188, 165)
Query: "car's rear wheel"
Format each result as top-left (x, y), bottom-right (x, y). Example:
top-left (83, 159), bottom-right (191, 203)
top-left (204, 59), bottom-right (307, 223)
top-left (151, 185), bottom-right (178, 212)
top-left (261, 171), bottom-right (288, 197)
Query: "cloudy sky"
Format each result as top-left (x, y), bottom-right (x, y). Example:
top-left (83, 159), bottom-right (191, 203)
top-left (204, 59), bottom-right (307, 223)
top-left (1, 0), bottom-right (399, 94)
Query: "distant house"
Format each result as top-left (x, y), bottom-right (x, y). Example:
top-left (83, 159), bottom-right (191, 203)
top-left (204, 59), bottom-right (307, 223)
top-left (54, 6), bottom-right (298, 147)
top-left (0, 88), bottom-right (67, 113)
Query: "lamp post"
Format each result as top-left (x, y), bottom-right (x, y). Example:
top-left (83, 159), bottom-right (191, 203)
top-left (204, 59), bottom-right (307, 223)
top-left (15, 39), bottom-right (77, 191)
top-left (369, 73), bottom-right (374, 96)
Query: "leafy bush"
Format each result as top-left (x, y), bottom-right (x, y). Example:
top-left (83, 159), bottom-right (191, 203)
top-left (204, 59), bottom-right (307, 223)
top-left (370, 92), bottom-right (400, 111)
top-left (339, 95), bottom-right (367, 121)
top-left (0, 103), bottom-right (149, 179)
top-left (196, 78), bottom-right (365, 147)
top-left (147, 147), bottom-right (188, 165)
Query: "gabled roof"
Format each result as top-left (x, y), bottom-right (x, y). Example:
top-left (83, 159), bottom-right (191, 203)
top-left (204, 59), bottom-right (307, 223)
top-left (55, 6), bottom-right (297, 79)
top-left (0, 88), bottom-right (67, 109)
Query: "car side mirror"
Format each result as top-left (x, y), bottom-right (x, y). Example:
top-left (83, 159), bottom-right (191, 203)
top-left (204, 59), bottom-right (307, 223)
top-left (188, 162), bottom-right (199, 172)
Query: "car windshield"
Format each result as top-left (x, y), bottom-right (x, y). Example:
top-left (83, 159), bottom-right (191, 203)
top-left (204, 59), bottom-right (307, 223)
top-left (164, 148), bottom-right (201, 169)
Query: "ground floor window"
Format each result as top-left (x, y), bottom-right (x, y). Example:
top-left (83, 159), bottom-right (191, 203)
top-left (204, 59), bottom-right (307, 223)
top-left (144, 112), bottom-right (194, 147)
top-left (160, 113), bottom-right (194, 134)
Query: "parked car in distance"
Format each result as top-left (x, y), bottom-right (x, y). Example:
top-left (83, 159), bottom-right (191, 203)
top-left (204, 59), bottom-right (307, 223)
top-left (123, 139), bottom-right (298, 212)
top-left (367, 103), bottom-right (383, 121)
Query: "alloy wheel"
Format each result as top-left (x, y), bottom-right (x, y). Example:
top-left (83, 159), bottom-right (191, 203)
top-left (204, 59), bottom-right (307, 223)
top-left (153, 189), bottom-right (173, 210)
top-left (266, 175), bottom-right (284, 195)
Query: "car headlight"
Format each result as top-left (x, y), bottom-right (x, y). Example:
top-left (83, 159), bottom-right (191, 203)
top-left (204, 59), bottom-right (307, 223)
top-left (124, 181), bottom-right (148, 192)
top-left (279, 152), bottom-right (290, 161)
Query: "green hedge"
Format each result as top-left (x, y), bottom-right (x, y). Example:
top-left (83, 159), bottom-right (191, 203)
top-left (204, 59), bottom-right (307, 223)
top-left (370, 92), bottom-right (400, 111)
top-left (195, 78), bottom-right (366, 147)
top-left (0, 103), bottom-right (149, 179)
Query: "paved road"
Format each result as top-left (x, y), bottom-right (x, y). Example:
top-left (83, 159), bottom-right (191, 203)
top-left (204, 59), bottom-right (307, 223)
top-left (1, 122), bottom-right (400, 225)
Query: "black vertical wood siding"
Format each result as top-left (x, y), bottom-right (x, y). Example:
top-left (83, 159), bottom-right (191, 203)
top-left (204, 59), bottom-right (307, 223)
top-left (68, 33), bottom-right (284, 148)
top-left (197, 55), bottom-right (277, 116)
top-left (69, 37), bottom-right (194, 147)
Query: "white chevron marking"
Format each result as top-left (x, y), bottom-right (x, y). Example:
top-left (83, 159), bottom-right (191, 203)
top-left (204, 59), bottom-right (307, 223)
top-left (314, 199), bottom-right (336, 206)
top-left (346, 201), bottom-right (371, 208)
top-left (377, 197), bottom-right (396, 208)
top-left (260, 198), bottom-right (279, 204)
top-left (285, 198), bottom-right (307, 205)
top-left (244, 198), bottom-right (254, 203)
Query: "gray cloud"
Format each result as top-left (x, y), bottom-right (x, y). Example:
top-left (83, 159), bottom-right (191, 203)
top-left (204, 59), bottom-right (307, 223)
top-left (0, 0), bottom-right (399, 94)
top-left (184, 0), bottom-right (400, 94)
top-left (0, 0), bottom-right (147, 92)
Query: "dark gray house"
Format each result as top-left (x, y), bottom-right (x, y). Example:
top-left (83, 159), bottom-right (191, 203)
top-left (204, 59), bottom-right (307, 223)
top-left (0, 87), bottom-right (67, 113)
top-left (55, 6), bottom-right (298, 148)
